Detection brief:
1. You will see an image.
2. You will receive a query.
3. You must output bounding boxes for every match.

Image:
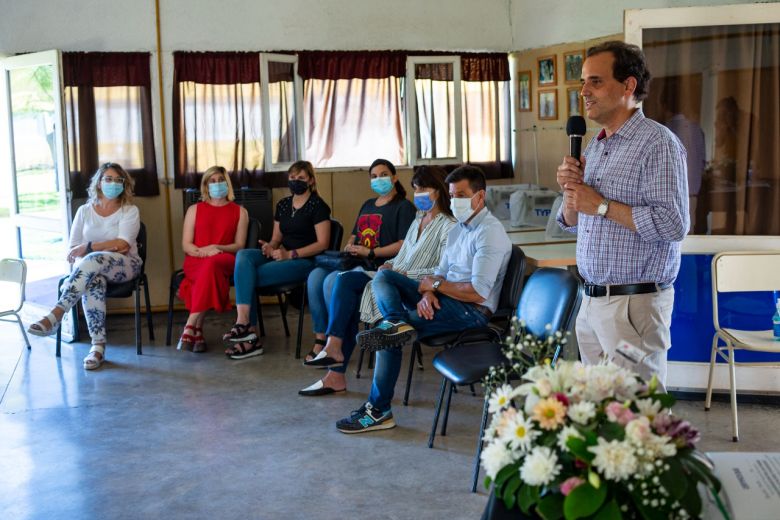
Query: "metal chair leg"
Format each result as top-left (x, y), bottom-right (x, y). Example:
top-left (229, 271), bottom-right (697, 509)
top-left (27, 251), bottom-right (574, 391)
top-left (166, 282), bottom-right (175, 346)
top-left (295, 285), bottom-right (306, 359)
top-left (256, 292), bottom-right (265, 337)
top-left (728, 344), bottom-right (739, 442)
top-left (472, 396), bottom-right (491, 493)
top-left (356, 348), bottom-right (365, 378)
top-left (428, 378), bottom-right (448, 448)
top-left (403, 341), bottom-right (419, 406)
top-left (144, 276), bottom-right (154, 341)
top-left (470, 384), bottom-right (476, 397)
top-left (368, 350), bottom-right (375, 369)
top-left (16, 314), bottom-right (31, 350)
top-left (441, 381), bottom-right (455, 436)
top-left (277, 293), bottom-right (291, 337)
top-left (135, 285), bottom-right (142, 355)
top-left (704, 334), bottom-right (719, 411)
top-left (416, 343), bottom-right (424, 369)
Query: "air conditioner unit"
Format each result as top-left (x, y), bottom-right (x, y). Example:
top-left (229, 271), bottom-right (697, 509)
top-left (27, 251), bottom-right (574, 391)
top-left (183, 187), bottom-right (273, 241)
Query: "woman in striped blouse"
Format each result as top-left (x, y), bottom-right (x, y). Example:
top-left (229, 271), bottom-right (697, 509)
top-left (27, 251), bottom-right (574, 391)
top-left (299, 166), bottom-right (455, 396)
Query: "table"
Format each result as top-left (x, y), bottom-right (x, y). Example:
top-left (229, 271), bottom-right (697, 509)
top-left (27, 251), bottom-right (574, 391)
top-left (509, 230), bottom-right (576, 247)
top-left (500, 220), bottom-right (544, 233)
top-left (515, 242), bottom-right (577, 268)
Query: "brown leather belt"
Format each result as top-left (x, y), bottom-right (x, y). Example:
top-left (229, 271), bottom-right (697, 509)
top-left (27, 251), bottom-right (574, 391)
top-left (584, 282), bottom-right (672, 298)
top-left (472, 303), bottom-right (493, 319)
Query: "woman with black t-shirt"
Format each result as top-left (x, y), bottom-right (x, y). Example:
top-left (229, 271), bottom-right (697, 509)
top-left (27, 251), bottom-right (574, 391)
top-left (223, 161), bottom-right (331, 359)
top-left (304, 158), bottom-right (416, 363)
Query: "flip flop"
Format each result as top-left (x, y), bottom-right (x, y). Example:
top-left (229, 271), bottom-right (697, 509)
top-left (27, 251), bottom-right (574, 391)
top-left (303, 350), bottom-right (343, 368)
top-left (298, 379), bottom-right (346, 396)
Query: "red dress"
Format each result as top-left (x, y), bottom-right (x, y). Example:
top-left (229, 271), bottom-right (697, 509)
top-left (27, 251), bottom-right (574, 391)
top-left (179, 201), bottom-right (241, 313)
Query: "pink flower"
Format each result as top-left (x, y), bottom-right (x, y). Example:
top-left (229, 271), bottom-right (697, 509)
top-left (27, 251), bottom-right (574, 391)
top-left (653, 414), bottom-right (701, 448)
top-left (553, 392), bottom-right (570, 407)
top-left (605, 401), bottom-right (635, 426)
top-left (560, 476), bottom-right (585, 496)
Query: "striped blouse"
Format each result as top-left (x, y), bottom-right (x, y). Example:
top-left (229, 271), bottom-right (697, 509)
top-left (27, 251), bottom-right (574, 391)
top-left (359, 212), bottom-right (456, 324)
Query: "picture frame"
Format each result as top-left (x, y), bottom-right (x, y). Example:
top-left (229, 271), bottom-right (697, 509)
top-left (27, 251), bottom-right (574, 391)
top-left (538, 89), bottom-right (558, 120)
top-left (537, 55), bottom-right (557, 87)
top-left (567, 87), bottom-right (583, 118)
top-left (518, 70), bottom-right (532, 112)
top-left (563, 50), bottom-right (585, 84)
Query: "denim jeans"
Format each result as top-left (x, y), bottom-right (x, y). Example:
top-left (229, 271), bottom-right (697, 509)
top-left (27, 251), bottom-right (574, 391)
top-left (324, 270), bottom-right (371, 374)
top-left (367, 269), bottom-right (489, 412)
top-left (306, 266), bottom-right (340, 334)
top-left (233, 249), bottom-right (315, 326)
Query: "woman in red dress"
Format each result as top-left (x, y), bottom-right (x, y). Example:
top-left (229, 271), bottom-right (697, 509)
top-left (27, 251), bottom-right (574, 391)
top-left (178, 166), bottom-right (248, 352)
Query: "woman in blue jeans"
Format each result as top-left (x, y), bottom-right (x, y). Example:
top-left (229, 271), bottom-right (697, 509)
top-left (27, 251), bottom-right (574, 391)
top-left (303, 159), bottom-right (416, 364)
top-left (299, 166), bottom-right (453, 396)
top-left (222, 161), bottom-right (331, 359)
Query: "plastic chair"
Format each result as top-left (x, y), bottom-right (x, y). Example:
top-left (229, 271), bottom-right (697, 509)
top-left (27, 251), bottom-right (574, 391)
top-left (56, 223), bottom-right (154, 357)
top-left (0, 258), bottom-right (31, 350)
top-left (705, 251), bottom-right (780, 442)
top-left (164, 218), bottom-right (261, 346)
top-left (429, 267), bottom-right (582, 491)
top-left (255, 219), bottom-right (343, 359)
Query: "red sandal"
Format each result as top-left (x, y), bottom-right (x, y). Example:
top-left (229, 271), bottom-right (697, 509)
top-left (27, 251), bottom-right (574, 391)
top-left (177, 325), bottom-right (197, 351)
top-left (192, 327), bottom-right (207, 353)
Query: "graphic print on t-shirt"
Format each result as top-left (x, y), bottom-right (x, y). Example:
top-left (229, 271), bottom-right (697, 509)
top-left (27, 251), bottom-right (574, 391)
top-left (357, 213), bottom-right (383, 248)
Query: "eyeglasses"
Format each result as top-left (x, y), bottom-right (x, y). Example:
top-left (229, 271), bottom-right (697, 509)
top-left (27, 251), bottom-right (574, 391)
top-left (102, 176), bottom-right (125, 184)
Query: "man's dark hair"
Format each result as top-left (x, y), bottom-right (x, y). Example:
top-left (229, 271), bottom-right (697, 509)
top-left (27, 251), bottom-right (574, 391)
top-left (586, 41), bottom-right (652, 102)
top-left (445, 165), bottom-right (486, 193)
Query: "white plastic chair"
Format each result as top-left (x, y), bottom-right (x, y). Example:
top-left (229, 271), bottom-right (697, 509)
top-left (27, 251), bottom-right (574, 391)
top-left (0, 258), bottom-right (31, 350)
top-left (705, 251), bottom-right (780, 442)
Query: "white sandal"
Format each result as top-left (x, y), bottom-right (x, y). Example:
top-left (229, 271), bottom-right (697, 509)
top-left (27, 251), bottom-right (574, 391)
top-left (27, 311), bottom-right (62, 337)
top-left (83, 345), bottom-right (105, 370)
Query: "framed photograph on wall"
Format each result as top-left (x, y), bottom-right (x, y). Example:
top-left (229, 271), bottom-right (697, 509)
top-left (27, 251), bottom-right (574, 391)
top-left (537, 55), bottom-right (557, 86)
top-left (518, 70), bottom-right (532, 112)
top-left (564, 50), bottom-right (584, 84)
top-left (538, 89), bottom-right (558, 120)
top-left (567, 87), bottom-right (583, 117)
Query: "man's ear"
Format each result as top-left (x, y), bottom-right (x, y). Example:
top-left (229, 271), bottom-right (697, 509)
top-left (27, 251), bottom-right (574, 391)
top-left (624, 76), bottom-right (638, 98)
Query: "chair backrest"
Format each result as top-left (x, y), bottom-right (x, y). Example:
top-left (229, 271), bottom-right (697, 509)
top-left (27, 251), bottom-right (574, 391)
top-left (246, 218), bottom-right (261, 249)
top-left (711, 251), bottom-right (780, 330)
top-left (493, 246), bottom-right (527, 320)
top-left (515, 267), bottom-right (582, 339)
top-left (329, 219), bottom-right (344, 251)
top-left (0, 258), bottom-right (26, 313)
top-left (136, 222), bottom-right (148, 267)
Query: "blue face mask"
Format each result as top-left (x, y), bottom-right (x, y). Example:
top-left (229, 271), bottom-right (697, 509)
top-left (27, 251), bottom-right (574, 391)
top-left (208, 181), bottom-right (229, 199)
top-left (414, 192), bottom-right (434, 212)
top-left (370, 177), bottom-right (394, 196)
top-left (101, 181), bottom-right (124, 199)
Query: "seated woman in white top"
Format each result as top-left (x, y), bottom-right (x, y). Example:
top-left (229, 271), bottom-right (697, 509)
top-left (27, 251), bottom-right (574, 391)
top-left (299, 166), bottom-right (455, 395)
top-left (28, 163), bottom-right (142, 370)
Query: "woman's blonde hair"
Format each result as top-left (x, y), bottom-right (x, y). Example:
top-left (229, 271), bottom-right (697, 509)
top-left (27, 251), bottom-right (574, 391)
top-left (87, 162), bottom-right (135, 206)
top-left (200, 166), bottom-right (235, 201)
top-left (288, 160), bottom-right (318, 194)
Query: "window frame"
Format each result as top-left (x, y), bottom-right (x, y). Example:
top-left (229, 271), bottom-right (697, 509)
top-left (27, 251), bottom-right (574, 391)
top-left (405, 55), bottom-right (463, 166)
top-left (625, 2), bottom-right (780, 249)
top-left (260, 52), bottom-right (304, 173)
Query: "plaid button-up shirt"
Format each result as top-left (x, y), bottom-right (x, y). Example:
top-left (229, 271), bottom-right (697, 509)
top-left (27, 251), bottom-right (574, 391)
top-left (558, 109), bottom-right (689, 285)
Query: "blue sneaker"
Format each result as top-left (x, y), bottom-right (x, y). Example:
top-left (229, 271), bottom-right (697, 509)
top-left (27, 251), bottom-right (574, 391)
top-left (336, 402), bottom-right (396, 434)
top-left (356, 319), bottom-right (417, 352)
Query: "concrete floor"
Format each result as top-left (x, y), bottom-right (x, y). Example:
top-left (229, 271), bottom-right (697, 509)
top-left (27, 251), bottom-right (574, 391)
top-left (1, 306), bottom-right (779, 520)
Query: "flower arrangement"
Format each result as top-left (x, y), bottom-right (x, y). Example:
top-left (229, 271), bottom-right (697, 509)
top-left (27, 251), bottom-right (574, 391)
top-left (481, 320), bottom-right (726, 520)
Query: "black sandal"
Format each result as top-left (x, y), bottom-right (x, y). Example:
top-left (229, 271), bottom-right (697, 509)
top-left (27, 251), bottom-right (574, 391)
top-left (222, 323), bottom-right (257, 344)
top-left (304, 338), bottom-right (327, 363)
top-left (226, 339), bottom-right (264, 360)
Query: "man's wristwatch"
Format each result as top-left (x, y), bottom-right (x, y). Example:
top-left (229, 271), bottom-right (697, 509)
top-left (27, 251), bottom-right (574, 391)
top-left (432, 279), bottom-right (442, 292)
top-left (368, 248), bottom-right (376, 260)
top-left (596, 198), bottom-right (610, 218)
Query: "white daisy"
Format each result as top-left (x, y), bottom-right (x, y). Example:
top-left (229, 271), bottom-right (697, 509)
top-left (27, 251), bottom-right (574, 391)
top-left (500, 412), bottom-right (539, 452)
top-left (567, 401), bottom-right (597, 425)
top-left (520, 446), bottom-right (561, 486)
top-left (488, 384), bottom-right (515, 413)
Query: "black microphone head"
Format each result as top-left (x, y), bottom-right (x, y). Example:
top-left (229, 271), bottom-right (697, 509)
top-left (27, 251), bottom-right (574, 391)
top-left (566, 115), bottom-right (586, 136)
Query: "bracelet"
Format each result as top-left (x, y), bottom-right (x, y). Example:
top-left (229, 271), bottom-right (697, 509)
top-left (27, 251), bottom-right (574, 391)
top-left (86, 241), bottom-right (93, 254)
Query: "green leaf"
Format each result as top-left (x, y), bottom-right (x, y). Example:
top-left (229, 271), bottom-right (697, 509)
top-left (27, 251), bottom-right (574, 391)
top-left (566, 437), bottom-right (595, 462)
top-left (484, 476), bottom-right (493, 491)
top-left (503, 477), bottom-right (522, 510)
top-left (659, 458), bottom-right (687, 500)
top-left (679, 474), bottom-right (703, 518)
top-left (652, 393), bottom-right (676, 408)
top-left (683, 454), bottom-right (722, 493)
top-left (563, 482), bottom-right (607, 520)
top-left (518, 484), bottom-right (540, 515)
top-left (494, 464), bottom-right (518, 491)
top-left (536, 493), bottom-right (565, 520)
top-left (598, 421), bottom-right (625, 441)
top-left (593, 498), bottom-right (622, 520)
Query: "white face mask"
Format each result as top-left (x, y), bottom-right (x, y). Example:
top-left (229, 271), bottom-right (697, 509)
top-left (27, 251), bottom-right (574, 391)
top-left (450, 194), bottom-right (476, 223)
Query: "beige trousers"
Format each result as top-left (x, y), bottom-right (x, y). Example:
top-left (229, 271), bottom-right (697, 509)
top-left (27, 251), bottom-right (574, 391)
top-left (576, 287), bottom-right (675, 389)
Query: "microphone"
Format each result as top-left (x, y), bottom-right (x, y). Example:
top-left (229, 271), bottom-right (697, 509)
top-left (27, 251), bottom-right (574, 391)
top-left (566, 116), bottom-right (586, 159)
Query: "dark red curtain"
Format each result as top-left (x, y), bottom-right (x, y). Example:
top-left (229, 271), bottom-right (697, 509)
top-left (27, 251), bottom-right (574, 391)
top-left (62, 52), bottom-right (159, 197)
top-left (298, 51), bottom-right (407, 79)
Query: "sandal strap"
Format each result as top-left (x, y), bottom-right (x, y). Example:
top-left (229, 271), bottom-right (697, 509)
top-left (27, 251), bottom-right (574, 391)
top-left (314, 338), bottom-right (327, 346)
top-left (228, 339), bottom-right (258, 354)
top-left (224, 323), bottom-right (251, 339)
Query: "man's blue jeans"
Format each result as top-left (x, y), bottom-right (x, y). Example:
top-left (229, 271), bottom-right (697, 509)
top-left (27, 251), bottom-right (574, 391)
top-left (324, 270), bottom-right (371, 374)
top-left (234, 249), bottom-right (315, 326)
top-left (367, 269), bottom-right (489, 412)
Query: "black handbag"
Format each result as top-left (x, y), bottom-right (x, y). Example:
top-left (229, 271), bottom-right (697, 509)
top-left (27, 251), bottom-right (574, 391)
top-left (314, 251), bottom-right (369, 271)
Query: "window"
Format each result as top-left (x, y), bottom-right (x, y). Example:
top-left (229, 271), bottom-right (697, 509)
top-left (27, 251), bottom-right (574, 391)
top-left (261, 54), bottom-right (303, 172)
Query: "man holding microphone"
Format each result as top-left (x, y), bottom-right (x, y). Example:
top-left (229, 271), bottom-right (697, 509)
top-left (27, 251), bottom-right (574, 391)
top-left (556, 41), bottom-right (689, 387)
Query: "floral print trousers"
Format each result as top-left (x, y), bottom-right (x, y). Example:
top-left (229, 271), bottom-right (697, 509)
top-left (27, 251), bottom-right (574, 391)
top-left (57, 252), bottom-right (142, 345)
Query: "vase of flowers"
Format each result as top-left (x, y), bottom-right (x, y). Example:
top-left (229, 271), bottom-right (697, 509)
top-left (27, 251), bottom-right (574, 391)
top-left (480, 320), bottom-right (728, 520)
